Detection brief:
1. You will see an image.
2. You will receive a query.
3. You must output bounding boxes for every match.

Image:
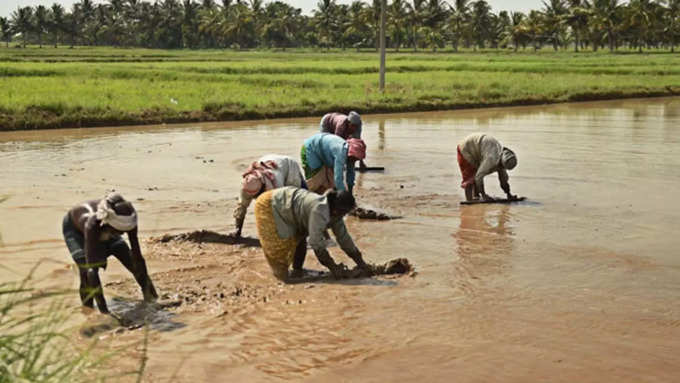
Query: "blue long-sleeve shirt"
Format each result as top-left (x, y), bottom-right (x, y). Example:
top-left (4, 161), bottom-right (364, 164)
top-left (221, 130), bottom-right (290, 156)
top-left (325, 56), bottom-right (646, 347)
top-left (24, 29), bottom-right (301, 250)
top-left (303, 133), bottom-right (355, 192)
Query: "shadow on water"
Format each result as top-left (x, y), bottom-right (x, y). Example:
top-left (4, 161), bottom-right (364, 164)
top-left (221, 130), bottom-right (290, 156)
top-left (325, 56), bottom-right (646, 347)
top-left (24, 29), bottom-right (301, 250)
top-left (109, 297), bottom-right (185, 332)
top-left (155, 230), bottom-right (260, 247)
top-left (80, 297), bottom-right (185, 337)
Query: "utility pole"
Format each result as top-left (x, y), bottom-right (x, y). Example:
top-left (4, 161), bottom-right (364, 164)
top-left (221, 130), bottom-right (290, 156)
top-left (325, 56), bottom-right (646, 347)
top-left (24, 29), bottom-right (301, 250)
top-left (379, 0), bottom-right (386, 92)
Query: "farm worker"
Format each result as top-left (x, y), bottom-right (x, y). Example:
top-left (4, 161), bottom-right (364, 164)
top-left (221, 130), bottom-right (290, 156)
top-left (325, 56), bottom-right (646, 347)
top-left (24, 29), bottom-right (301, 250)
top-left (457, 133), bottom-right (518, 202)
top-left (231, 154), bottom-right (307, 238)
top-left (62, 192), bottom-right (158, 314)
top-left (254, 186), bottom-right (371, 281)
top-left (300, 133), bottom-right (366, 194)
top-left (320, 111), bottom-right (367, 169)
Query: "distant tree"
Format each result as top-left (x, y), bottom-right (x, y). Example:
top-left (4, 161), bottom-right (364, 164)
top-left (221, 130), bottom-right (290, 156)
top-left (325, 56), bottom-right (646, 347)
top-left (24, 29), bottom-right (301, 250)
top-left (663, 0), bottom-right (680, 52)
top-left (589, 0), bottom-right (621, 51)
top-left (542, 0), bottom-right (568, 50)
top-left (407, 0), bottom-right (426, 50)
top-left (470, 0), bottom-right (492, 49)
top-left (389, 0), bottom-right (409, 51)
top-left (314, 0), bottom-right (338, 50)
top-left (565, 0), bottom-right (591, 52)
top-left (50, 3), bottom-right (66, 48)
top-left (447, 0), bottom-right (470, 51)
top-left (11, 7), bottom-right (34, 48)
top-left (508, 11), bottom-right (527, 51)
top-left (626, 0), bottom-right (656, 52)
top-left (0, 17), bottom-right (12, 47)
top-left (34, 5), bottom-right (49, 48)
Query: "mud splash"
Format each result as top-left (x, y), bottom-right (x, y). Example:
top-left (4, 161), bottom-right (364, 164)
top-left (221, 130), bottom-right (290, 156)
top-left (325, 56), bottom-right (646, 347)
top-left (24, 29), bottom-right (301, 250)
top-left (350, 207), bottom-right (402, 220)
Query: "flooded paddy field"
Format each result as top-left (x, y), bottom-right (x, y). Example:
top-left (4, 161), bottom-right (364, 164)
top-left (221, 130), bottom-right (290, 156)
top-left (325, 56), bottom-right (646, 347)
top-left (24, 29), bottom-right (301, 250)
top-left (1, 98), bottom-right (679, 382)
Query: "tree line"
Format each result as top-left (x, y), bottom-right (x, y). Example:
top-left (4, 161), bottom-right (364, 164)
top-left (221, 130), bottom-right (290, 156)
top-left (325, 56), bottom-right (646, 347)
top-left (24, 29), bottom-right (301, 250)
top-left (1, 0), bottom-right (679, 52)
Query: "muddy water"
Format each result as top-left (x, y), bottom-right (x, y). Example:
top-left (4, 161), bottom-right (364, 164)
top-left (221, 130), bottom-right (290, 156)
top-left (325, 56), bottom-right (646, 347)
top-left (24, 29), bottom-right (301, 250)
top-left (1, 98), bottom-right (680, 382)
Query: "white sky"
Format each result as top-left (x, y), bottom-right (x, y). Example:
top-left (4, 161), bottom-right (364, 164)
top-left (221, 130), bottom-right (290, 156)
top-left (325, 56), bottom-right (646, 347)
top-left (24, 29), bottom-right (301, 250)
top-left (1, 0), bottom-right (542, 18)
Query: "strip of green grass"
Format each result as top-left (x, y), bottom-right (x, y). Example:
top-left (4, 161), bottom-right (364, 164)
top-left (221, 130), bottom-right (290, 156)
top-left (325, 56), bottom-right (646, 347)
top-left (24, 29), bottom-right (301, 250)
top-left (1, 47), bottom-right (680, 130)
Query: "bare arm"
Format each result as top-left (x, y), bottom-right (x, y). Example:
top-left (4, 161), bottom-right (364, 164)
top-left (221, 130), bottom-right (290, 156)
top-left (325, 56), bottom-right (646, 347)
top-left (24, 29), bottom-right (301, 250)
top-left (127, 228), bottom-right (158, 302)
top-left (232, 190), bottom-right (253, 237)
top-left (330, 219), bottom-right (367, 268)
top-left (497, 168), bottom-right (514, 198)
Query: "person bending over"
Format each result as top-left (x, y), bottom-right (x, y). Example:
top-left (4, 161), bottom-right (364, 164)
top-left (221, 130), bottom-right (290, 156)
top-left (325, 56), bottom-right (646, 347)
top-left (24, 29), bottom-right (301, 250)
top-left (62, 192), bottom-right (157, 314)
top-left (319, 111), bottom-right (367, 169)
top-left (300, 133), bottom-right (366, 194)
top-left (457, 133), bottom-right (518, 202)
top-left (254, 186), bottom-right (370, 281)
top-left (231, 154), bottom-right (306, 238)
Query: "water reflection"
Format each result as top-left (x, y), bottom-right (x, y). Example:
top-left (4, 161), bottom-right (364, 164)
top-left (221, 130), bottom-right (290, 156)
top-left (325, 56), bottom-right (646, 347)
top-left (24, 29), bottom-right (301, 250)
top-left (452, 205), bottom-right (514, 289)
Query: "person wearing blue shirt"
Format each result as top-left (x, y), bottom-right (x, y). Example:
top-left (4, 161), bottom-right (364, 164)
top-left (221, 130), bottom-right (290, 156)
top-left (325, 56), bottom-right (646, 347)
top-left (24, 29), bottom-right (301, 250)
top-left (300, 133), bottom-right (366, 194)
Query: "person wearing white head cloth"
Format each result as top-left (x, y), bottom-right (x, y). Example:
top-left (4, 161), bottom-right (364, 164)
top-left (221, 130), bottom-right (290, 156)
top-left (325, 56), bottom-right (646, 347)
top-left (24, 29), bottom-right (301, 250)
top-left (62, 192), bottom-right (158, 314)
top-left (457, 133), bottom-right (518, 202)
top-left (231, 154), bottom-right (307, 238)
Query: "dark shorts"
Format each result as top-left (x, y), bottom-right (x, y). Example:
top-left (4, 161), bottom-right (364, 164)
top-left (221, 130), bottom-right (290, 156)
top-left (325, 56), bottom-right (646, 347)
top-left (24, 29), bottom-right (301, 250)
top-left (62, 214), bottom-right (129, 269)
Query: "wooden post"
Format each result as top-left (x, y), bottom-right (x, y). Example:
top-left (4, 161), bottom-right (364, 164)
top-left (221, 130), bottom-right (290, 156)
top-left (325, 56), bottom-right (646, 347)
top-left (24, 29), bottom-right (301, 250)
top-left (379, 0), bottom-right (386, 92)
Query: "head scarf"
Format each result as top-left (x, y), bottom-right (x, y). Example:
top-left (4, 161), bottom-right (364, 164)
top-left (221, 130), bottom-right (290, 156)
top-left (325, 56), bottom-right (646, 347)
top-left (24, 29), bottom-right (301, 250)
top-left (241, 160), bottom-right (277, 196)
top-left (501, 147), bottom-right (517, 170)
top-left (347, 138), bottom-right (366, 160)
top-left (95, 193), bottom-right (137, 232)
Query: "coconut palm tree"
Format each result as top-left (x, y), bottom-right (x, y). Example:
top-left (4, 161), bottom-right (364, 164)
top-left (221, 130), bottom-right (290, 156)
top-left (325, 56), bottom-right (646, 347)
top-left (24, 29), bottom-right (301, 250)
top-left (626, 0), bottom-right (655, 52)
top-left (0, 17), bottom-right (12, 48)
top-left (11, 7), bottom-right (34, 48)
top-left (447, 0), bottom-right (470, 51)
top-left (508, 11), bottom-right (527, 51)
top-left (564, 0), bottom-right (591, 51)
top-left (34, 5), bottom-right (49, 48)
top-left (406, 0), bottom-right (426, 51)
top-left (589, 0), bottom-right (621, 51)
top-left (542, 0), bottom-right (568, 50)
top-left (470, 0), bottom-right (492, 50)
top-left (389, 0), bottom-right (409, 51)
top-left (314, 0), bottom-right (338, 50)
top-left (663, 0), bottom-right (680, 52)
top-left (49, 3), bottom-right (66, 48)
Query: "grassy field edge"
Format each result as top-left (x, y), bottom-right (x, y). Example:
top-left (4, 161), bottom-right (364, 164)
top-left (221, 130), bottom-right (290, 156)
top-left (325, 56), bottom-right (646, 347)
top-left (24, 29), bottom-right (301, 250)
top-left (3, 88), bottom-right (679, 131)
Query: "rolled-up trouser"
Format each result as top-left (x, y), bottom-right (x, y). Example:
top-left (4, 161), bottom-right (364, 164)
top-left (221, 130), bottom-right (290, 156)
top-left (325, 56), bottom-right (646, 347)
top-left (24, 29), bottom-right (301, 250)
top-left (457, 145), bottom-right (477, 189)
top-left (62, 213), bottom-right (129, 269)
top-left (254, 190), bottom-right (302, 281)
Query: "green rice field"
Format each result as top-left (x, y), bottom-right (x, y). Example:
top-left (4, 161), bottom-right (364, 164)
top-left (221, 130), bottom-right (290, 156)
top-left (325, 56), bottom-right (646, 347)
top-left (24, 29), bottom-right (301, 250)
top-left (2, 47), bottom-right (680, 130)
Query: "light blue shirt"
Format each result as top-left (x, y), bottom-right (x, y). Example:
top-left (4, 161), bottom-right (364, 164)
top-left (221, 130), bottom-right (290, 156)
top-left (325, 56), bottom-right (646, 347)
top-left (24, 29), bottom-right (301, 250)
top-left (303, 133), bottom-right (355, 192)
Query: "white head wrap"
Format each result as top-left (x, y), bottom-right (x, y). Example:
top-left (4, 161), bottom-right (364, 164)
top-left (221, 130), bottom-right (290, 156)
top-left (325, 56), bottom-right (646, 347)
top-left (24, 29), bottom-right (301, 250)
top-left (95, 194), bottom-right (138, 231)
top-left (501, 147), bottom-right (517, 170)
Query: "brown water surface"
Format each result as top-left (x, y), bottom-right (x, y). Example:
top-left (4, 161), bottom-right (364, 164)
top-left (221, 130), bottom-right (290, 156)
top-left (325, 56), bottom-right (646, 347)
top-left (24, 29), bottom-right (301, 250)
top-left (1, 98), bottom-right (679, 382)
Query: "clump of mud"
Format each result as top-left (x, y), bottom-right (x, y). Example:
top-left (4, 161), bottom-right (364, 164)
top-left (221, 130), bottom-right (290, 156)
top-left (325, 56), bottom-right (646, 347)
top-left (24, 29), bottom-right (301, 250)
top-left (154, 230), bottom-right (260, 247)
top-left (350, 207), bottom-right (402, 220)
top-left (294, 258), bottom-right (414, 282)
